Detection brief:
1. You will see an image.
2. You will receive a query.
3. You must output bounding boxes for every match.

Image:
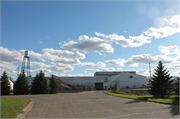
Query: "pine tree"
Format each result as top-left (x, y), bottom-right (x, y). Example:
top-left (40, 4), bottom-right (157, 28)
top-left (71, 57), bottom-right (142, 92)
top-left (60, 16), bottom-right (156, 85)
top-left (175, 77), bottom-right (179, 96)
top-left (14, 70), bottom-right (29, 95)
top-left (1, 71), bottom-right (10, 95)
top-left (49, 75), bottom-right (58, 94)
top-left (31, 70), bottom-right (49, 94)
top-left (148, 61), bottom-right (174, 98)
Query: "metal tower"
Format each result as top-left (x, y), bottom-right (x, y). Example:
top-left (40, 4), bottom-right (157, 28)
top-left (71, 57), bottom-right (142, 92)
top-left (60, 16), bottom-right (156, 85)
top-left (21, 50), bottom-right (30, 77)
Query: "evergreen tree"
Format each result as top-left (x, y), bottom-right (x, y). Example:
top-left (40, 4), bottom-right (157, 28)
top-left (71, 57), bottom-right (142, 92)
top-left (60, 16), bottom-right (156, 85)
top-left (1, 71), bottom-right (10, 95)
top-left (148, 61), bottom-right (174, 97)
top-left (175, 77), bottom-right (179, 96)
top-left (49, 75), bottom-right (58, 94)
top-left (31, 70), bottom-right (49, 94)
top-left (14, 70), bottom-right (29, 95)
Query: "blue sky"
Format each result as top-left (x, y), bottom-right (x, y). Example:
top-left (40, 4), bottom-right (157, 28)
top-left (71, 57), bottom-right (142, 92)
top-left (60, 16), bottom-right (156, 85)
top-left (1, 0), bottom-right (180, 80)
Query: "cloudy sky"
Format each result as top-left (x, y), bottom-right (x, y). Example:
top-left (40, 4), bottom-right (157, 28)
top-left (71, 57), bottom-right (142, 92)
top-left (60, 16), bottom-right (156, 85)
top-left (1, 0), bottom-right (180, 80)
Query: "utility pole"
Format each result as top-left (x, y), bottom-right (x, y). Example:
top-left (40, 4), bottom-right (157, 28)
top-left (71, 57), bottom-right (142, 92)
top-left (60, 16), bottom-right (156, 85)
top-left (149, 62), bottom-right (151, 79)
top-left (17, 66), bottom-right (19, 76)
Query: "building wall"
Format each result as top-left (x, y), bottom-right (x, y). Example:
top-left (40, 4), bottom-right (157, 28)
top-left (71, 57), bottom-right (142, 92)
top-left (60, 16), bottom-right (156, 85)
top-left (9, 79), bottom-right (14, 91)
top-left (60, 76), bottom-right (106, 88)
top-left (107, 73), bottom-right (147, 89)
top-left (94, 71), bottom-right (136, 76)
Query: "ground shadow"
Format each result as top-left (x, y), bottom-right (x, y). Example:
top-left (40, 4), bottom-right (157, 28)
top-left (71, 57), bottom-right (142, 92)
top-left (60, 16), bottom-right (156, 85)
top-left (164, 96), bottom-right (179, 116)
top-left (124, 96), bottom-right (179, 116)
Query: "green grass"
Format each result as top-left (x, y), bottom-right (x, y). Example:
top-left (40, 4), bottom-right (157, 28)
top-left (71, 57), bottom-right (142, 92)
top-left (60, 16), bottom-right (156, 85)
top-left (103, 91), bottom-right (179, 105)
top-left (9, 92), bottom-right (72, 95)
top-left (1, 97), bottom-right (30, 118)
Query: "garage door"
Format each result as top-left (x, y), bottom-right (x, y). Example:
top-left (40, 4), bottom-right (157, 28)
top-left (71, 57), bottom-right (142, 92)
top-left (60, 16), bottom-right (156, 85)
top-left (95, 83), bottom-right (103, 90)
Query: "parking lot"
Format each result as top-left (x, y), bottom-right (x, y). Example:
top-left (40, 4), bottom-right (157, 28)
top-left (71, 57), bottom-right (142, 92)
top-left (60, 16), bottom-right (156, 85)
top-left (4, 91), bottom-right (179, 118)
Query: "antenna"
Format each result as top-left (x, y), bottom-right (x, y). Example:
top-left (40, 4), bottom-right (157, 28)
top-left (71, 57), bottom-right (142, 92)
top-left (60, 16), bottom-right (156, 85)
top-left (18, 67), bottom-right (19, 76)
top-left (149, 62), bottom-right (151, 79)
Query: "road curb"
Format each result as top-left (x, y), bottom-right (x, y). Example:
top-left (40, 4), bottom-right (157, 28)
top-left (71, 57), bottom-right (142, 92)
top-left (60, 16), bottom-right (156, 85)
top-left (16, 99), bottom-right (35, 119)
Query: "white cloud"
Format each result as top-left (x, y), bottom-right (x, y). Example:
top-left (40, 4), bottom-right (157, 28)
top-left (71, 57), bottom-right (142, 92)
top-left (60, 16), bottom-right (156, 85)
top-left (42, 48), bottom-right (85, 59)
top-left (159, 45), bottom-right (180, 55)
top-left (101, 67), bottom-right (115, 71)
top-left (81, 61), bottom-right (106, 68)
top-left (0, 47), bottom-right (22, 63)
top-left (0, 63), bottom-right (17, 71)
top-left (126, 54), bottom-right (174, 66)
top-left (96, 61), bottom-right (106, 68)
top-left (30, 61), bottom-right (74, 73)
top-left (85, 69), bottom-right (99, 73)
top-left (42, 52), bottom-right (60, 62)
top-left (46, 36), bottom-right (50, 38)
top-left (30, 61), bottom-right (50, 68)
top-left (61, 35), bottom-right (114, 53)
top-left (105, 58), bottom-right (125, 66)
top-left (136, 69), bottom-right (149, 76)
top-left (106, 33), bottom-right (151, 48)
top-left (81, 62), bottom-right (96, 67)
top-left (57, 58), bottom-right (81, 65)
top-left (144, 15), bottom-right (180, 38)
top-left (117, 68), bottom-right (122, 70)
top-left (167, 63), bottom-right (180, 71)
top-left (95, 32), bottom-right (105, 37)
top-left (50, 63), bottom-right (74, 73)
top-left (59, 15), bottom-right (180, 53)
top-left (20, 50), bottom-right (46, 62)
top-left (106, 54), bottom-right (175, 67)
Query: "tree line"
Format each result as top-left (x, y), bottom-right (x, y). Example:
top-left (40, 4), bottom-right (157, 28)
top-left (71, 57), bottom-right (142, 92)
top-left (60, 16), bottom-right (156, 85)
top-left (1, 61), bottom-right (179, 97)
top-left (1, 70), bottom-right (58, 95)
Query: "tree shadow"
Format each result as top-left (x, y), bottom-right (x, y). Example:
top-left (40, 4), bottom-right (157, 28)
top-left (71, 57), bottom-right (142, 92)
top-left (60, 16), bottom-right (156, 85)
top-left (164, 96), bottom-right (179, 116)
top-left (124, 96), bottom-right (179, 116)
top-left (124, 97), bottom-right (149, 104)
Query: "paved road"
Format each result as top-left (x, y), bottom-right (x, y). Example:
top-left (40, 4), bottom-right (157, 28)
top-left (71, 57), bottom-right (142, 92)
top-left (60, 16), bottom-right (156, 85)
top-left (3, 91), bottom-right (179, 118)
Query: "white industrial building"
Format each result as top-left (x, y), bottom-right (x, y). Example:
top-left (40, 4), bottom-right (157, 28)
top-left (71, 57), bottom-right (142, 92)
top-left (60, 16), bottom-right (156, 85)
top-left (27, 71), bottom-right (147, 90)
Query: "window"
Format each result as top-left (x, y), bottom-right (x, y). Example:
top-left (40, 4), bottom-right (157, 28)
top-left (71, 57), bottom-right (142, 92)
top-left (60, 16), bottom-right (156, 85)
top-left (130, 76), bottom-right (133, 78)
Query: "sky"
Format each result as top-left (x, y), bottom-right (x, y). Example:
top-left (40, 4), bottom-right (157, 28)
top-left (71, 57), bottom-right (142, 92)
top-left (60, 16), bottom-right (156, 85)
top-left (1, 0), bottom-right (180, 80)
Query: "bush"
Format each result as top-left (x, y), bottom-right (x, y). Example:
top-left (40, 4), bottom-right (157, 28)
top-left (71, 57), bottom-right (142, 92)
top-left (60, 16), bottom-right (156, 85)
top-left (113, 81), bottom-right (119, 91)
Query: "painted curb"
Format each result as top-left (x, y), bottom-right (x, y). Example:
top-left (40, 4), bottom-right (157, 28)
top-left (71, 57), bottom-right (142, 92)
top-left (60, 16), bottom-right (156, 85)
top-left (16, 99), bottom-right (35, 119)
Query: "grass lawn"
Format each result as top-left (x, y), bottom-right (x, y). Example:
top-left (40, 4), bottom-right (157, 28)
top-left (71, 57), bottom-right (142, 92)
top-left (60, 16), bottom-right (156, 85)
top-left (9, 92), bottom-right (72, 95)
top-left (103, 91), bottom-right (179, 105)
top-left (1, 97), bottom-right (30, 118)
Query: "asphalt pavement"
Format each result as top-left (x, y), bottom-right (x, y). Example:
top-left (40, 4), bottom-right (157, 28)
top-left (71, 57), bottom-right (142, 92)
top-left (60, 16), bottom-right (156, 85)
top-left (3, 91), bottom-right (179, 118)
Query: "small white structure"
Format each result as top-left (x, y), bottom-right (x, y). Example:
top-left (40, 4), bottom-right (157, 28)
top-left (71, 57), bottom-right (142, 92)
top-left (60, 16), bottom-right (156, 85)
top-left (0, 78), bottom-right (14, 91)
top-left (9, 78), bottom-right (14, 91)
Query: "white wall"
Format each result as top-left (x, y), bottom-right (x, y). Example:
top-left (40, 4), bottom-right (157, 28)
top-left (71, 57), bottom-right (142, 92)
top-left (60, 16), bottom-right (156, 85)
top-left (9, 79), bottom-right (14, 91)
top-left (107, 73), bottom-right (147, 89)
